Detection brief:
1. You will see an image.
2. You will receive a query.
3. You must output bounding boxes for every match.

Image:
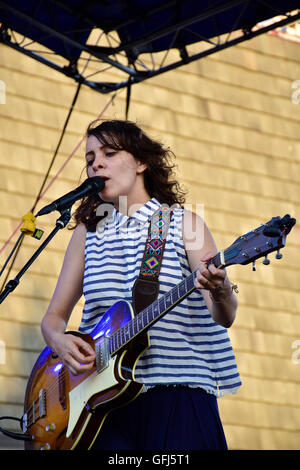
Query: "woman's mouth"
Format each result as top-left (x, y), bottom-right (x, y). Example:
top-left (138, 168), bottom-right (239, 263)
top-left (100, 176), bottom-right (109, 184)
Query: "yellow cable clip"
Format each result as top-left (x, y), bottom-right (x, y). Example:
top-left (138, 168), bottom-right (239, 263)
top-left (20, 213), bottom-right (43, 240)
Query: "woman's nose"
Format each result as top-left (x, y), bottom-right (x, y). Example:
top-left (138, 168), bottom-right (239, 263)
top-left (92, 154), bottom-right (106, 171)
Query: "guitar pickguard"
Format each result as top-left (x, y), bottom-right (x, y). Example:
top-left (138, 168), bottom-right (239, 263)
top-left (67, 355), bottom-right (126, 438)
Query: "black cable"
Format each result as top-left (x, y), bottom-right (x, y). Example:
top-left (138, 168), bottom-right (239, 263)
top-left (0, 233), bottom-right (24, 279)
top-left (0, 83), bottom-right (83, 443)
top-left (0, 416), bottom-right (33, 441)
top-left (125, 79), bottom-right (131, 120)
top-left (0, 83), bottom-right (83, 439)
top-left (0, 82), bottom-right (82, 293)
top-left (31, 82), bottom-right (82, 213)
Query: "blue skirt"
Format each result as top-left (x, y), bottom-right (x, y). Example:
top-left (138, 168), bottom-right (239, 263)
top-left (91, 385), bottom-right (228, 450)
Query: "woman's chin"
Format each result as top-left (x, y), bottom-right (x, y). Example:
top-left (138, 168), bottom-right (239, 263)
top-left (99, 191), bottom-right (117, 205)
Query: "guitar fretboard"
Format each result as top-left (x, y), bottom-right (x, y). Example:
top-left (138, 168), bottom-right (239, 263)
top-left (108, 251), bottom-right (222, 355)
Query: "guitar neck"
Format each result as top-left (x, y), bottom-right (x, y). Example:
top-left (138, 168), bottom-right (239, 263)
top-left (109, 250), bottom-right (224, 355)
top-left (107, 212), bottom-right (296, 355)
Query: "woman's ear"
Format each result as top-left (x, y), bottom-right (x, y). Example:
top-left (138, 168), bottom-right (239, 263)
top-left (136, 161), bottom-right (147, 174)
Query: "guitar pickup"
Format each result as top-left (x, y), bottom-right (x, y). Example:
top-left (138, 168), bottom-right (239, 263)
top-left (95, 336), bottom-right (110, 374)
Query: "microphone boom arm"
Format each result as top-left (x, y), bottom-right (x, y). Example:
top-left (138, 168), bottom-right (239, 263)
top-left (0, 176), bottom-right (104, 304)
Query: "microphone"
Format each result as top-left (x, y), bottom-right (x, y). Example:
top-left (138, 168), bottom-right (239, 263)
top-left (36, 176), bottom-right (105, 216)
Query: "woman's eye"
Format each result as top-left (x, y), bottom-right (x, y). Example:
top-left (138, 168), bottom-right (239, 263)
top-left (87, 160), bottom-right (94, 166)
top-left (105, 151), bottom-right (116, 157)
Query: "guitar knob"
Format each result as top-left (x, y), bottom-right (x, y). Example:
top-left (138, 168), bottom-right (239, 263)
top-left (45, 423), bottom-right (56, 432)
top-left (40, 443), bottom-right (51, 450)
top-left (252, 261), bottom-right (256, 271)
top-left (263, 255), bottom-right (270, 265)
top-left (275, 249), bottom-right (283, 260)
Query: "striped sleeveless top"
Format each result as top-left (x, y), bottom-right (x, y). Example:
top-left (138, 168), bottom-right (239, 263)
top-left (80, 198), bottom-right (241, 397)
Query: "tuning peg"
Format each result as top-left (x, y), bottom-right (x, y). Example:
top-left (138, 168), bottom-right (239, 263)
top-left (263, 255), bottom-right (270, 265)
top-left (275, 249), bottom-right (283, 260)
top-left (252, 260), bottom-right (256, 271)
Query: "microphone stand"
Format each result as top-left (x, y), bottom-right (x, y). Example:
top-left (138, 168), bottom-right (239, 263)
top-left (0, 208), bottom-right (71, 304)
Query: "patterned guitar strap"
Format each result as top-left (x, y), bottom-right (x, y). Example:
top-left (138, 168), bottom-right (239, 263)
top-left (132, 205), bottom-right (172, 315)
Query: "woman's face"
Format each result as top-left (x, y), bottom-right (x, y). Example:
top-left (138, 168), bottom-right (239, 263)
top-left (85, 134), bottom-right (147, 207)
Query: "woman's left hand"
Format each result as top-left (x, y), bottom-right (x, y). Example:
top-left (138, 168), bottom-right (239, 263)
top-left (194, 254), bottom-right (232, 301)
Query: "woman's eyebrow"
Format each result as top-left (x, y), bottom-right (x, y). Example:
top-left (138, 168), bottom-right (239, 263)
top-left (86, 145), bottom-right (113, 158)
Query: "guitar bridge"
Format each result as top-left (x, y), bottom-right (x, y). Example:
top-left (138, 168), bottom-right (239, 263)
top-left (95, 336), bottom-right (110, 373)
top-left (22, 388), bottom-right (46, 432)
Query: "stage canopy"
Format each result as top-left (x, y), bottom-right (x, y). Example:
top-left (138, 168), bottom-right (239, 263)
top-left (0, 0), bottom-right (299, 93)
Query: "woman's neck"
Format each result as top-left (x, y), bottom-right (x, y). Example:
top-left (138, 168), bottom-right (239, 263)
top-left (115, 193), bottom-right (151, 216)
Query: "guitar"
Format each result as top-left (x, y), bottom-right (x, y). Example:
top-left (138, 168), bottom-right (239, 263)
top-left (21, 214), bottom-right (296, 450)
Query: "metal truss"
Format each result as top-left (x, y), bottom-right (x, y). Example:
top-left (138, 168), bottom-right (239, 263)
top-left (0, 0), bottom-right (299, 94)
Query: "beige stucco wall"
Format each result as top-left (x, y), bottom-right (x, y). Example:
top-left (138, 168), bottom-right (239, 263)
top-left (0, 30), bottom-right (299, 450)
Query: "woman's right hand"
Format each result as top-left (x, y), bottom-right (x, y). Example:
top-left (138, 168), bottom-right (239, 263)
top-left (51, 332), bottom-right (96, 376)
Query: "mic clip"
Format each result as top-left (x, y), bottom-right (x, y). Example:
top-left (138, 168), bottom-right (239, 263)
top-left (55, 207), bottom-right (72, 228)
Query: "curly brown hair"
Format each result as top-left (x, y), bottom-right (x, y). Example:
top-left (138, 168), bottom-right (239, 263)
top-left (71, 119), bottom-right (187, 231)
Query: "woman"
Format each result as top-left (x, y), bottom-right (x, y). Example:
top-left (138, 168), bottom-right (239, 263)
top-left (41, 119), bottom-right (241, 450)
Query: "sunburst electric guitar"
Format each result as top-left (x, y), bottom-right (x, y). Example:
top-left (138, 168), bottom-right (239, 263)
top-left (21, 214), bottom-right (296, 450)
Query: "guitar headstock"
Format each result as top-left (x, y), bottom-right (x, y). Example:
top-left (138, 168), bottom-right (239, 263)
top-left (223, 214), bottom-right (296, 270)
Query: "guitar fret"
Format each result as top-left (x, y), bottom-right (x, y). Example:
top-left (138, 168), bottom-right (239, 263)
top-left (146, 306), bottom-right (150, 325)
top-left (116, 330), bottom-right (121, 350)
top-left (120, 327), bottom-right (125, 347)
top-left (144, 309), bottom-right (149, 328)
top-left (120, 325), bottom-right (125, 344)
top-left (152, 302), bottom-right (159, 320)
top-left (110, 333), bottom-right (116, 354)
top-left (125, 322), bottom-right (130, 340)
top-left (108, 336), bottom-right (113, 354)
top-left (131, 319), bottom-right (135, 337)
top-left (186, 274), bottom-right (194, 291)
top-left (165, 292), bottom-right (172, 309)
top-left (138, 314), bottom-right (144, 330)
top-left (113, 331), bottom-right (117, 352)
top-left (132, 318), bottom-right (136, 336)
top-left (179, 282), bottom-right (185, 297)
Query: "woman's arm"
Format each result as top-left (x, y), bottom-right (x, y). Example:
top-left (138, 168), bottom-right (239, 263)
top-left (182, 210), bottom-right (237, 328)
top-left (41, 223), bottom-right (95, 374)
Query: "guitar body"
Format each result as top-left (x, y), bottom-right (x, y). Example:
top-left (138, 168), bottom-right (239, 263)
top-left (22, 300), bottom-right (149, 450)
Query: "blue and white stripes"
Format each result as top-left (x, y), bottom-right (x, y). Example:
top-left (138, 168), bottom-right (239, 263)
top-left (80, 198), bottom-right (241, 397)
